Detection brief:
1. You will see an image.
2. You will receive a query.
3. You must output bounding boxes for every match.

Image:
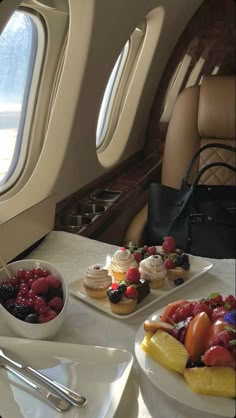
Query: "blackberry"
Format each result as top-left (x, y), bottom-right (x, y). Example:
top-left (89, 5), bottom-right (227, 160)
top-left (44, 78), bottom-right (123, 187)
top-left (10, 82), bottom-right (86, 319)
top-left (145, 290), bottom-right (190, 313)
top-left (0, 283), bottom-right (18, 302)
top-left (8, 303), bottom-right (34, 321)
top-left (175, 254), bottom-right (190, 270)
top-left (118, 283), bottom-right (127, 293)
top-left (107, 290), bottom-right (122, 304)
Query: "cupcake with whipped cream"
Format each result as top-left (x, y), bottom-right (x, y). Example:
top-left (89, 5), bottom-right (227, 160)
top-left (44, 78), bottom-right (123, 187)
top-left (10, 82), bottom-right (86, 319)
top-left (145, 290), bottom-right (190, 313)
top-left (84, 264), bottom-right (112, 299)
top-left (110, 248), bottom-right (138, 282)
top-left (139, 255), bottom-right (167, 289)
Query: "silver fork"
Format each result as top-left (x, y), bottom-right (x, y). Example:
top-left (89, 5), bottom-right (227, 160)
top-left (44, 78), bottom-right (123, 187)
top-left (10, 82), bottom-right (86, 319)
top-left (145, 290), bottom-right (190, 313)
top-left (0, 363), bottom-right (71, 412)
top-left (0, 348), bottom-right (87, 408)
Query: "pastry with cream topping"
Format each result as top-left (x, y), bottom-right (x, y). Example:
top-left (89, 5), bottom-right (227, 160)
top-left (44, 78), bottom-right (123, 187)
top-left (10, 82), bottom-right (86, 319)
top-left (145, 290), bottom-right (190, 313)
top-left (139, 255), bottom-right (167, 288)
top-left (110, 248), bottom-right (138, 282)
top-left (84, 264), bottom-right (112, 299)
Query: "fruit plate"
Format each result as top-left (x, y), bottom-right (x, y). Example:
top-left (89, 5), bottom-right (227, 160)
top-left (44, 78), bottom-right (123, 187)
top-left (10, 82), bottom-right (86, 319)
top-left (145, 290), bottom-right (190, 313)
top-left (69, 255), bottom-right (213, 319)
top-left (135, 306), bottom-right (235, 417)
top-left (0, 336), bottom-right (133, 418)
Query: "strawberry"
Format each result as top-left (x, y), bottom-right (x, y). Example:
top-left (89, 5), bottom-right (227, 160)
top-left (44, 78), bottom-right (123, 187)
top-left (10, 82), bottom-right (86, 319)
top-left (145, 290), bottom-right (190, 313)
top-left (164, 258), bottom-right (175, 270)
top-left (193, 302), bottom-right (212, 318)
top-left (48, 297), bottom-right (63, 313)
top-left (133, 252), bottom-right (142, 263)
top-left (202, 346), bottom-right (235, 368)
top-left (162, 236), bottom-right (176, 253)
top-left (31, 277), bottom-right (49, 295)
top-left (46, 275), bottom-right (61, 289)
top-left (126, 267), bottom-right (140, 283)
top-left (211, 306), bottom-right (230, 322)
top-left (124, 286), bottom-right (138, 299)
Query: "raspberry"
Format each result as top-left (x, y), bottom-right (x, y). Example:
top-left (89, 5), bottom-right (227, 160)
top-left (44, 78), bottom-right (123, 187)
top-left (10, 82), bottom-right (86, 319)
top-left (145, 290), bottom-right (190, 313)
top-left (164, 258), bottom-right (175, 270)
top-left (124, 286), bottom-right (138, 299)
top-left (147, 246), bottom-right (156, 255)
top-left (46, 275), bottom-right (61, 289)
top-left (120, 247), bottom-right (126, 251)
top-left (39, 309), bottom-right (57, 323)
top-left (48, 297), bottom-right (63, 313)
top-left (31, 278), bottom-right (49, 295)
top-left (133, 252), bottom-right (142, 263)
top-left (162, 236), bottom-right (176, 253)
top-left (111, 283), bottom-right (118, 290)
top-left (126, 267), bottom-right (140, 283)
top-left (34, 296), bottom-right (47, 312)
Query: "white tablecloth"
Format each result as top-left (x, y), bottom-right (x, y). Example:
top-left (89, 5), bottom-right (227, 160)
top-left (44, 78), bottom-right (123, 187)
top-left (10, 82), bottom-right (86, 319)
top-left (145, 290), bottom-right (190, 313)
top-left (0, 231), bottom-right (235, 418)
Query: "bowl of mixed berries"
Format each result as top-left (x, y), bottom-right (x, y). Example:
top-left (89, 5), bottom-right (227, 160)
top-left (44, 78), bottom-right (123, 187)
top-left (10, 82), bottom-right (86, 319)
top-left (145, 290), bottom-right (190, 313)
top-left (0, 259), bottom-right (68, 339)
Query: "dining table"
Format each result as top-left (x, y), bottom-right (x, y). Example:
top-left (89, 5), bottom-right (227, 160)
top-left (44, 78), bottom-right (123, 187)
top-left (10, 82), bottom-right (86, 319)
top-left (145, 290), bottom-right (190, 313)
top-left (0, 230), bottom-right (235, 418)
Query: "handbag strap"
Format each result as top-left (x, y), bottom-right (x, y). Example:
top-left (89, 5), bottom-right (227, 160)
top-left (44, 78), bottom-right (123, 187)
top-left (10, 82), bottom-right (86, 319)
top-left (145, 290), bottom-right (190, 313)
top-left (182, 143), bottom-right (236, 189)
top-left (190, 162), bottom-right (236, 192)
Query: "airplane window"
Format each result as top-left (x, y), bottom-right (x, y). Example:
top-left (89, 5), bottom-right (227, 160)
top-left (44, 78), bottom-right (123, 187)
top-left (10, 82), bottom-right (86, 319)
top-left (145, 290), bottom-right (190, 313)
top-left (96, 41), bottom-right (129, 148)
top-left (96, 22), bottom-right (146, 151)
top-left (0, 11), bottom-right (44, 191)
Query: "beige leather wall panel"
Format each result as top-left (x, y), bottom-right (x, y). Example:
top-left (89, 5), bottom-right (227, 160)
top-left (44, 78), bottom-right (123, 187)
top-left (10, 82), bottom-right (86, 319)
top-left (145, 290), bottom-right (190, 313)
top-left (0, 194), bottom-right (56, 264)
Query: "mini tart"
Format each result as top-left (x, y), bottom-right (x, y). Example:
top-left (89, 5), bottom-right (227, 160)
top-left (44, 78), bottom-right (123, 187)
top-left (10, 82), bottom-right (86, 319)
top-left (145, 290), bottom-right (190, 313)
top-left (110, 248), bottom-right (138, 282)
top-left (109, 298), bottom-right (137, 315)
top-left (112, 270), bottom-right (127, 282)
top-left (150, 277), bottom-right (165, 289)
top-left (83, 264), bottom-right (112, 299)
top-left (167, 267), bottom-right (189, 281)
top-left (83, 284), bottom-right (109, 299)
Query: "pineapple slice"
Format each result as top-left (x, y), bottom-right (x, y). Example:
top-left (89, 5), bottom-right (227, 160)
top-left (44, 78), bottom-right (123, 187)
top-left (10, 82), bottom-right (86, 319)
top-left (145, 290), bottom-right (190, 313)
top-left (184, 367), bottom-right (236, 398)
top-left (142, 329), bottom-right (189, 374)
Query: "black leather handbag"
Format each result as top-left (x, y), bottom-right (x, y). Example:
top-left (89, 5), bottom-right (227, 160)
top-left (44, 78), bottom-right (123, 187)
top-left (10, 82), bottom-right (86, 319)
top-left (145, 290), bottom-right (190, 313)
top-left (146, 143), bottom-right (236, 258)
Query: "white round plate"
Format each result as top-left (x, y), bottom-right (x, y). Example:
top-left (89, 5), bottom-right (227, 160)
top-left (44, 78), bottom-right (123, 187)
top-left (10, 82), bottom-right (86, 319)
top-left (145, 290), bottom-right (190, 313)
top-left (135, 305), bottom-right (235, 417)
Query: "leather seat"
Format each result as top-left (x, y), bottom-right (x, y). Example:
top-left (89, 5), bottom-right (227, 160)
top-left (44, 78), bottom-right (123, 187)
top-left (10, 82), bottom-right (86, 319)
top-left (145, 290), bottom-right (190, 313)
top-left (124, 75), bottom-right (236, 246)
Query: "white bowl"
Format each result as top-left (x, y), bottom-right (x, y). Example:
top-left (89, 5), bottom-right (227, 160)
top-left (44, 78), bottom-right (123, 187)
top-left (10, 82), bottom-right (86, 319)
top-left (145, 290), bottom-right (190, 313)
top-left (0, 259), bottom-right (68, 340)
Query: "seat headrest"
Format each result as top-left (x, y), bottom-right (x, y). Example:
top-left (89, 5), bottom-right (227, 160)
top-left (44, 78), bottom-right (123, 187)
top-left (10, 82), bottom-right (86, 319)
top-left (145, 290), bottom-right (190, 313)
top-left (198, 76), bottom-right (236, 139)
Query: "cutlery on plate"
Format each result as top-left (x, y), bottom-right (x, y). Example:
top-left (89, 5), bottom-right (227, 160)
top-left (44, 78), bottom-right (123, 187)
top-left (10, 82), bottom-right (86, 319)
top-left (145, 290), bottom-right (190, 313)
top-left (0, 363), bottom-right (71, 412)
top-left (0, 348), bottom-right (87, 407)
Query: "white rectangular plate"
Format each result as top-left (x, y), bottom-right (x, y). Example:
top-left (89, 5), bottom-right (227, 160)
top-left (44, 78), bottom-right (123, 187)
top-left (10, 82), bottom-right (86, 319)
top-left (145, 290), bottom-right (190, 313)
top-left (69, 255), bottom-right (213, 319)
top-left (0, 337), bottom-right (133, 418)
top-left (135, 304), bottom-right (235, 417)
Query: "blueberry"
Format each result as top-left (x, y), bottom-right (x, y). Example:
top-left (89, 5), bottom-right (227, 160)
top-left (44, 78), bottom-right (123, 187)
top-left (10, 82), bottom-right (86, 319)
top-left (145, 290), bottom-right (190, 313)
top-left (174, 278), bottom-right (184, 286)
top-left (224, 310), bottom-right (236, 325)
top-left (25, 313), bottom-right (39, 323)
